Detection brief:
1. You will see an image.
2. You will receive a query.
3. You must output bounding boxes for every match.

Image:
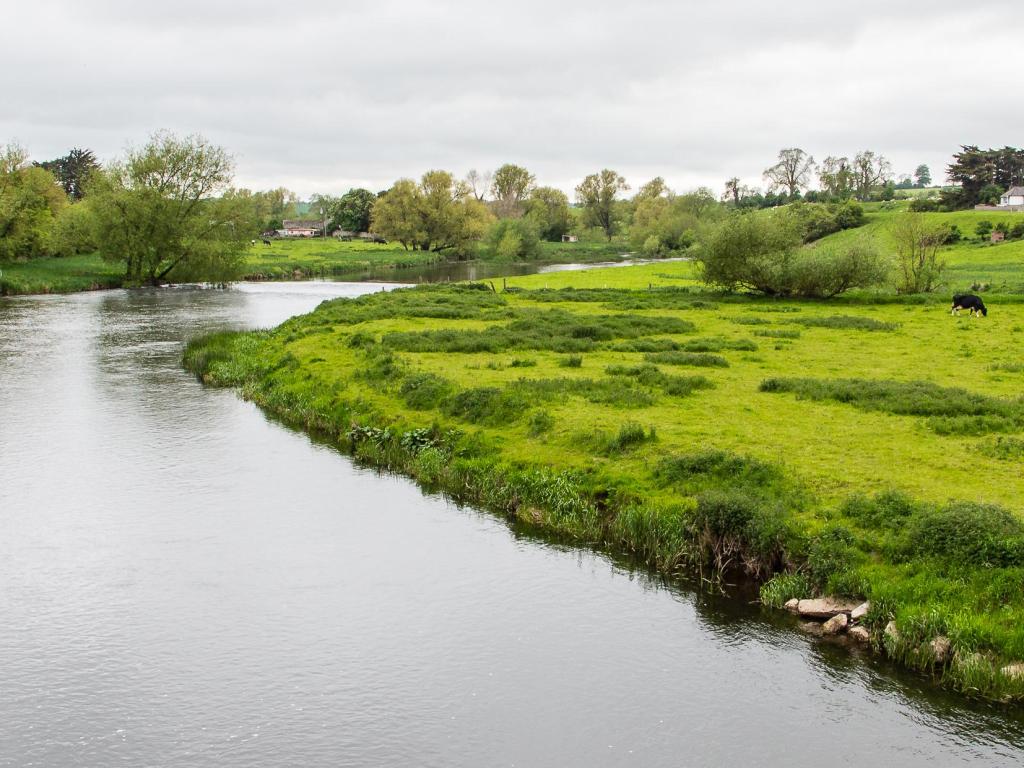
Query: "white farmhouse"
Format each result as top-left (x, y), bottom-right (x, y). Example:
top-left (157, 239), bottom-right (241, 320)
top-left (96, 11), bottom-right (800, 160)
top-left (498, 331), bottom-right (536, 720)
top-left (1001, 186), bottom-right (1024, 207)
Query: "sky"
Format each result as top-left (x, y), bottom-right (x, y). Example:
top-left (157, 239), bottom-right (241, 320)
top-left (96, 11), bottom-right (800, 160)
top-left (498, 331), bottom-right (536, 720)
top-left (3, 0), bottom-right (1022, 199)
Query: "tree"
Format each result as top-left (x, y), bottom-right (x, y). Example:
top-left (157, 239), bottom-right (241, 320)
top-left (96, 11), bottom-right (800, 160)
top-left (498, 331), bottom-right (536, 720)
top-left (333, 188), bottom-right (376, 232)
top-left (852, 151), bottom-right (893, 200)
top-left (914, 164), bottom-right (932, 187)
top-left (575, 169), bottom-right (629, 241)
top-left (699, 211), bottom-right (885, 297)
top-left (35, 148), bottom-right (99, 200)
top-left (523, 186), bottom-right (571, 241)
top-left (371, 170), bottom-right (492, 256)
top-left (945, 145), bottom-right (1024, 208)
top-left (88, 132), bottom-right (252, 285)
top-left (0, 142), bottom-right (67, 259)
top-left (818, 156), bottom-right (854, 199)
top-left (635, 177), bottom-right (668, 201)
top-left (465, 168), bottom-right (492, 202)
top-left (723, 177), bottom-right (741, 205)
top-left (485, 218), bottom-right (541, 260)
top-left (890, 212), bottom-right (946, 293)
top-left (490, 163), bottom-right (535, 218)
top-left (763, 148), bottom-right (815, 196)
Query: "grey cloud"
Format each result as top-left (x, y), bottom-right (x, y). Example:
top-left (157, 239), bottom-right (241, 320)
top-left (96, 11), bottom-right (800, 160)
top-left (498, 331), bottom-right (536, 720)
top-left (3, 0), bottom-right (1022, 196)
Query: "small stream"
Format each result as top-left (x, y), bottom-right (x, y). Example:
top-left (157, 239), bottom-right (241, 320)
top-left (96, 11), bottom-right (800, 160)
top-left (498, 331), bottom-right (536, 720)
top-left (1, 281), bottom-right (1023, 766)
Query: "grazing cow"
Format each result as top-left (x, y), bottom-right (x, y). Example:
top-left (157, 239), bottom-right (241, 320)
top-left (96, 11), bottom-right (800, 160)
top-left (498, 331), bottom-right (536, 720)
top-left (951, 293), bottom-right (988, 317)
top-left (250, 239), bottom-right (257, 246)
top-left (262, 238), bottom-right (272, 246)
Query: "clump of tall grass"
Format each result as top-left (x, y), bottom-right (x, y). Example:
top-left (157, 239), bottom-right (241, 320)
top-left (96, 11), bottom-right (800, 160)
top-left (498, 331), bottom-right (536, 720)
top-left (527, 409), bottom-right (554, 436)
top-left (559, 354), bottom-right (583, 368)
top-left (592, 421), bottom-right (658, 455)
top-left (604, 363), bottom-right (714, 398)
top-left (790, 315), bottom-right (899, 331)
top-left (690, 489), bottom-right (794, 578)
top-left (753, 329), bottom-right (801, 339)
top-left (978, 436), bottom-right (1024, 460)
top-left (729, 316), bottom-right (772, 325)
top-left (643, 351), bottom-right (729, 368)
top-left (679, 337), bottom-right (758, 352)
top-left (399, 372), bottom-right (452, 410)
top-left (759, 572), bottom-right (813, 608)
top-left (759, 377), bottom-right (1024, 432)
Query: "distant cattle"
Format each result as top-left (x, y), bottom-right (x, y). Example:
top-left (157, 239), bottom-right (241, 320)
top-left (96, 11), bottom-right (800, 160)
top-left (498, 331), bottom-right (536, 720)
top-left (951, 294), bottom-right (988, 317)
top-left (262, 238), bottom-right (272, 246)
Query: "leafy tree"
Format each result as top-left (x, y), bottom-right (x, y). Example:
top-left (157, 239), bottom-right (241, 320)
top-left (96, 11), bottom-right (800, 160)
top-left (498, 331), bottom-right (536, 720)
top-left (371, 170), bottom-right (492, 256)
top-left (575, 169), bottom-right (629, 241)
top-left (975, 220), bottom-right (994, 240)
top-left (0, 142), bottom-right (67, 259)
top-left (914, 164), bottom-right (932, 187)
top-left (699, 211), bottom-right (885, 297)
top-left (635, 177), bottom-right (668, 201)
top-left (723, 177), bottom-right (741, 205)
top-left (523, 186), bottom-right (571, 241)
top-left (763, 148), bottom-right (815, 196)
top-left (485, 218), bottom-right (541, 260)
top-left (818, 156), bottom-right (854, 199)
top-left (890, 212), bottom-right (946, 293)
top-left (35, 148), bottom-right (99, 200)
top-left (852, 151), bottom-right (893, 201)
top-left (88, 132), bottom-right (252, 285)
top-left (334, 188), bottom-right (376, 232)
top-left (490, 163), bottom-right (535, 218)
top-left (945, 145), bottom-right (1024, 208)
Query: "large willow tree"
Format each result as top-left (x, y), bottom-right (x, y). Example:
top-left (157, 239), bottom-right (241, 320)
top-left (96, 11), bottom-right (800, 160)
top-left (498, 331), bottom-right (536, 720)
top-left (90, 132), bottom-right (253, 285)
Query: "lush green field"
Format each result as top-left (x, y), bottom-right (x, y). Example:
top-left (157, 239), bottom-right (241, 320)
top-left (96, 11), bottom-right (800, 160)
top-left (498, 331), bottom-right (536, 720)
top-left (0, 253), bottom-right (124, 295)
top-left (185, 274), bottom-right (1024, 701)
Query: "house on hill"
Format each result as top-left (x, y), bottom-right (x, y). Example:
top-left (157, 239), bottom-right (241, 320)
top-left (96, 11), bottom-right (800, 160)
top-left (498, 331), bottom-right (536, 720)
top-left (279, 220), bottom-right (324, 237)
top-left (1001, 187), bottom-right (1024, 207)
top-left (979, 186), bottom-right (1024, 211)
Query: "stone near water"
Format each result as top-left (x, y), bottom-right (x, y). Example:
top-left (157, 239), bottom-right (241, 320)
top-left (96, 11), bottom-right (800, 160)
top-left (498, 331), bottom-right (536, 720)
top-left (822, 613), bottom-right (848, 635)
top-left (784, 598), bottom-right (800, 613)
top-left (848, 625), bottom-right (871, 643)
top-left (851, 601), bottom-right (870, 622)
top-left (931, 636), bottom-right (952, 664)
top-left (796, 598), bottom-right (860, 619)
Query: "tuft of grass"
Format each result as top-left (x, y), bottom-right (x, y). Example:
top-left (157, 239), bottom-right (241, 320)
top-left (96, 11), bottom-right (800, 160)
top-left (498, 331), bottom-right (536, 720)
top-left (559, 354), bottom-right (583, 368)
top-left (790, 315), bottom-right (899, 331)
top-left (753, 329), bottom-right (801, 339)
top-left (644, 351), bottom-right (729, 368)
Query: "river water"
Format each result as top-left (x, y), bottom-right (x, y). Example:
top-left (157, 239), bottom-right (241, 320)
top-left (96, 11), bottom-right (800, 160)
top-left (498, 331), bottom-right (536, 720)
top-left (2, 282), bottom-right (1024, 767)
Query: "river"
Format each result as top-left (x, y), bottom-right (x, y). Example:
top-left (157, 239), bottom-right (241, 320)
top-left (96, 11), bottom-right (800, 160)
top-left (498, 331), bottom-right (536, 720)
top-left (1, 282), bottom-right (1023, 767)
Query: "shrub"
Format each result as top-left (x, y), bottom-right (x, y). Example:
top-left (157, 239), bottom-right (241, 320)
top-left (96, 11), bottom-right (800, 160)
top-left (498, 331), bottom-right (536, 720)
top-left (559, 354), bottom-right (583, 368)
top-left (901, 501), bottom-right (1024, 568)
top-left (690, 489), bottom-right (791, 576)
top-left (841, 489), bottom-right (917, 531)
top-left (399, 372), bottom-right (452, 409)
top-left (806, 526), bottom-right (865, 595)
top-left (698, 211), bottom-right (885, 297)
top-left (485, 218), bottom-right (542, 260)
top-left (890, 213), bottom-right (946, 293)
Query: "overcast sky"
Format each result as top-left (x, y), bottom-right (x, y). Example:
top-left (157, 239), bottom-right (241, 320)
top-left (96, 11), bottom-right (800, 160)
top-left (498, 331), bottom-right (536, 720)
top-left (3, 1), bottom-right (1021, 198)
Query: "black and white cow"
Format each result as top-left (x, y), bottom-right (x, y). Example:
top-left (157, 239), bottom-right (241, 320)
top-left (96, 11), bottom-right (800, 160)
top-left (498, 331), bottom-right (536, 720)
top-left (951, 294), bottom-right (988, 317)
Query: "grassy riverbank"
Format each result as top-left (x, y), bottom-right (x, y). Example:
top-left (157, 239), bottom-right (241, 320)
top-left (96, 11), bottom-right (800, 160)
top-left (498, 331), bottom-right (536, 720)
top-left (0, 253), bottom-right (124, 295)
top-left (185, 271), bottom-right (1024, 702)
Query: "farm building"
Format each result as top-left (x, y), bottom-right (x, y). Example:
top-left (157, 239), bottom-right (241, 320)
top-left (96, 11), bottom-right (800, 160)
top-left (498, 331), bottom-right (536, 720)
top-left (561, 234), bottom-right (579, 243)
top-left (1001, 187), bottom-right (1024, 207)
top-left (279, 220), bottom-right (324, 237)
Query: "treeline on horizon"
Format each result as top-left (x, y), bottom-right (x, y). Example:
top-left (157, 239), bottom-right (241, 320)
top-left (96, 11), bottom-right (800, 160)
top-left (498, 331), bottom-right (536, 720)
top-left (1, 133), bottom-right (1022, 290)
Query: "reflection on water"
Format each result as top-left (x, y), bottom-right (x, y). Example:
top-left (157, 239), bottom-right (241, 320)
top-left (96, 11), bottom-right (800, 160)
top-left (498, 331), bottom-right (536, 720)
top-left (1, 282), bottom-right (1023, 766)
